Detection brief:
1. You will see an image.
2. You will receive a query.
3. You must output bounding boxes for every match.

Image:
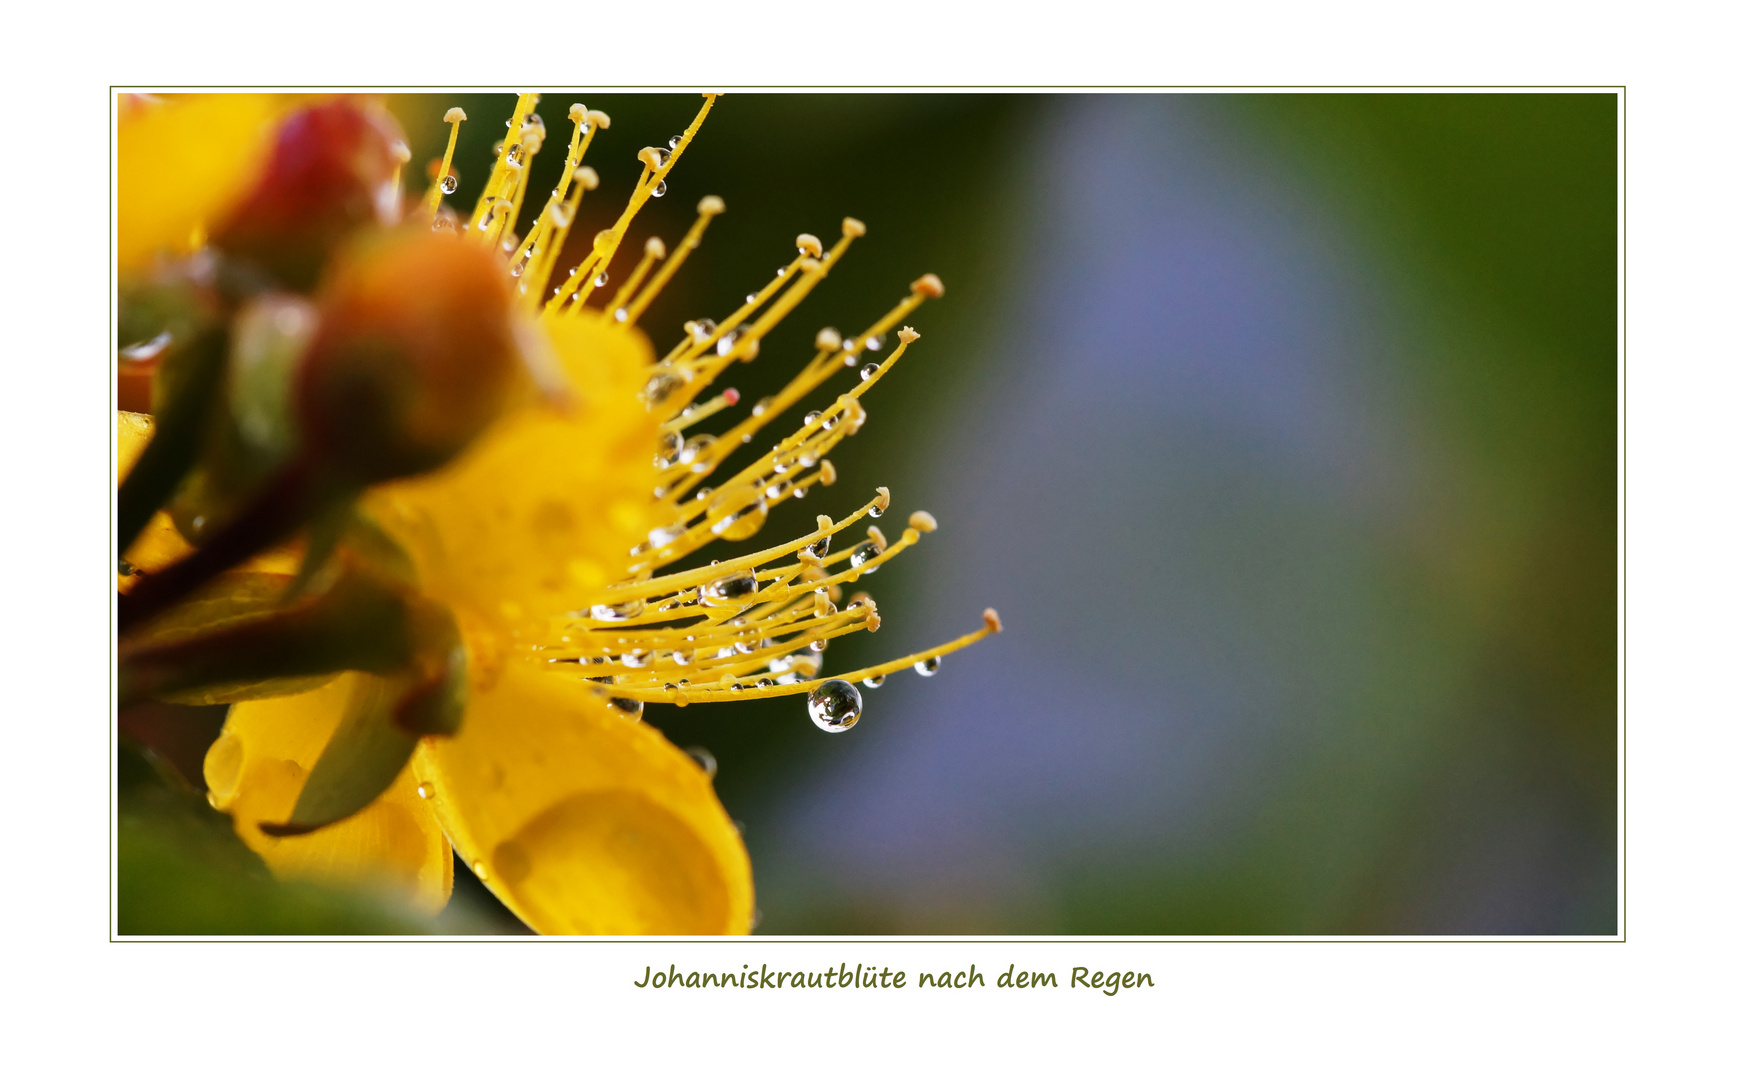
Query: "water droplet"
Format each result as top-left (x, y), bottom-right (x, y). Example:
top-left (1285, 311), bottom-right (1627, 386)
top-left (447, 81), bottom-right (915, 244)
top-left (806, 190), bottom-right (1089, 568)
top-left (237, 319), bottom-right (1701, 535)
top-left (821, 413), bottom-right (838, 431)
top-left (865, 335), bottom-right (883, 351)
top-left (686, 746), bottom-right (717, 778)
top-left (804, 410), bottom-right (822, 426)
top-left (808, 679), bottom-right (863, 732)
top-left (710, 491), bottom-right (769, 540)
top-left (650, 147), bottom-right (671, 167)
top-left (862, 673), bottom-right (885, 688)
top-left (620, 649), bottom-right (652, 668)
top-left (859, 363), bottom-right (880, 382)
top-left (505, 143), bottom-right (525, 167)
top-left (843, 339), bottom-right (857, 353)
top-left (791, 485), bottom-right (807, 499)
top-left (647, 522), bottom-right (687, 547)
top-left (668, 136), bottom-right (682, 150)
top-left (643, 370), bottom-right (682, 405)
top-left (756, 678), bottom-right (774, 688)
top-left (590, 599), bottom-right (646, 622)
top-left (652, 180), bottom-right (667, 198)
top-left (614, 307), bottom-right (629, 322)
top-left (716, 331), bottom-right (739, 355)
top-left (510, 253), bottom-right (530, 277)
top-left (776, 266), bottom-right (787, 277)
top-left (549, 201), bottom-right (573, 227)
top-left (654, 429), bottom-right (684, 469)
top-left (808, 534), bottom-right (831, 558)
top-left (439, 174), bottom-right (459, 195)
top-left (850, 539), bottom-right (883, 572)
top-left (700, 569), bottom-right (759, 606)
top-left (416, 782), bottom-right (435, 798)
top-left (746, 293), bottom-right (758, 304)
top-left (593, 271), bottom-right (609, 287)
top-left (607, 697), bottom-right (645, 720)
top-left (913, 656), bottom-right (941, 677)
top-left (809, 639), bottom-right (828, 653)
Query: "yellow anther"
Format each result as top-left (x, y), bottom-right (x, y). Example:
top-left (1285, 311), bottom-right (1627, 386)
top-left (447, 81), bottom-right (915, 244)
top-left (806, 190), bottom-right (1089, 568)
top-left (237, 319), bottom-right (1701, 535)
top-left (897, 325), bottom-right (920, 344)
top-left (586, 110), bottom-right (611, 129)
top-left (593, 229), bottom-right (614, 251)
top-left (817, 514), bottom-right (834, 530)
top-left (576, 166), bottom-right (599, 190)
top-left (867, 525), bottom-right (888, 550)
top-left (819, 461), bottom-right (837, 485)
top-left (798, 258), bottom-right (822, 273)
top-left (638, 147), bottom-right (666, 169)
top-left (874, 486), bottom-right (891, 514)
top-left (444, 107), bottom-right (467, 123)
top-left (842, 217), bottom-right (867, 238)
top-left (796, 233), bottom-right (823, 257)
top-left (867, 610), bottom-right (882, 633)
top-left (983, 608), bottom-right (1003, 634)
top-left (816, 327), bottom-right (842, 350)
top-left (645, 237), bottom-right (667, 259)
top-left (568, 103), bottom-right (587, 121)
top-left (699, 195), bottom-right (726, 216)
top-left (908, 510), bottom-right (937, 532)
top-left (912, 273), bottom-right (944, 298)
top-left (390, 140), bottom-right (411, 164)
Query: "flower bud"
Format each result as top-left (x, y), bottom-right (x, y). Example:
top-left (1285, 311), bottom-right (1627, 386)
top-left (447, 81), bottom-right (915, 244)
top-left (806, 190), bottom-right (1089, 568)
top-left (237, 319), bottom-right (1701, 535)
top-left (297, 229), bottom-right (520, 485)
top-left (214, 98), bottom-right (408, 290)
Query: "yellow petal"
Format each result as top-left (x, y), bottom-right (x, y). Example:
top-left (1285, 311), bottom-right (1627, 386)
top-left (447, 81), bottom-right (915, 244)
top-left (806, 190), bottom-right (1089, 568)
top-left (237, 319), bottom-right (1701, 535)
top-left (118, 94), bottom-right (282, 272)
top-left (367, 317), bottom-right (662, 642)
top-left (414, 658), bottom-right (752, 935)
top-left (206, 673), bottom-right (452, 913)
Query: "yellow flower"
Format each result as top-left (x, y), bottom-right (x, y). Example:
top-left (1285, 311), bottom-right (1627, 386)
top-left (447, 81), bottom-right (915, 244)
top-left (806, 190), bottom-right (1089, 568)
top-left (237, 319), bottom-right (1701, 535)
top-left (121, 92), bottom-right (999, 935)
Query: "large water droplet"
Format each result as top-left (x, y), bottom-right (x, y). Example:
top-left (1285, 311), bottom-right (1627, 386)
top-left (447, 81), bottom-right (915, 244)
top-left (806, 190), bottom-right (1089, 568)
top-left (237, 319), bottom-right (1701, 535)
top-left (643, 370), bottom-right (681, 405)
top-left (620, 649), bottom-right (652, 668)
top-left (700, 569), bottom-right (759, 606)
top-left (607, 697), bottom-right (645, 720)
top-left (808, 534), bottom-right (831, 558)
top-left (803, 410), bottom-right (822, 426)
top-left (416, 782), bottom-right (436, 798)
top-left (593, 271), bottom-right (609, 287)
top-left (716, 330), bottom-right (739, 355)
top-left (505, 143), bottom-right (525, 167)
top-left (710, 492), bottom-right (769, 541)
top-left (647, 522), bottom-right (686, 547)
top-left (590, 599), bottom-right (645, 621)
top-left (439, 174), bottom-right (459, 195)
top-left (690, 318), bottom-right (718, 343)
top-left (859, 363), bottom-right (880, 382)
top-left (862, 673), bottom-right (885, 688)
top-left (808, 679), bottom-right (862, 732)
top-left (913, 656), bottom-right (941, 677)
top-left (652, 180), bottom-right (667, 198)
top-left (654, 428), bottom-right (684, 469)
top-left (850, 539), bottom-right (883, 571)
top-left (686, 746), bottom-right (717, 778)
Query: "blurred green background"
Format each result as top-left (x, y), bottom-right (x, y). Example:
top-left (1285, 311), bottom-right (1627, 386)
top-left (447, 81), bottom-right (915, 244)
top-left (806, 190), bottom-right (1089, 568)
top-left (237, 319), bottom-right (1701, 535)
top-left (120, 92), bottom-right (1616, 935)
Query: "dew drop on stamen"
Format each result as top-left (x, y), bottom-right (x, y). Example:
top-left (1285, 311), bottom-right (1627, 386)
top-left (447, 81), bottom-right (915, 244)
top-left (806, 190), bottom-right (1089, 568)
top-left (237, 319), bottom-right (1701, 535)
top-left (652, 180), bottom-right (667, 198)
top-left (808, 679), bottom-right (862, 732)
top-left (590, 599), bottom-right (646, 622)
top-left (416, 783), bottom-right (435, 799)
top-left (859, 363), bottom-right (880, 382)
top-left (593, 271), bottom-right (609, 287)
top-left (861, 673), bottom-right (885, 688)
top-left (643, 371), bottom-right (681, 405)
top-left (700, 569), bottom-right (759, 606)
top-left (654, 429), bottom-right (684, 469)
top-left (751, 397), bottom-right (773, 417)
top-left (850, 539), bottom-right (883, 571)
top-left (804, 410), bottom-right (822, 426)
top-left (808, 534), bottom-right (831, 558)
top-left (606, 697), bottom-right (645, 721)
top-left (865, 335), bottom-right (883, 351)
top-left (913, 656), bottom-right (941, 677)
top-left (439, 174), bottom-right (459, 195)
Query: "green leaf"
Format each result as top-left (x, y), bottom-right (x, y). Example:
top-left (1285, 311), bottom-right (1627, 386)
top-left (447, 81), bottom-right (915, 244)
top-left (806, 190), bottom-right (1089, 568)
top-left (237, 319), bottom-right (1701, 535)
top-left (259, 674), bottom-right (420, 837)
top-left (118, 324), bottom-right (229, 553)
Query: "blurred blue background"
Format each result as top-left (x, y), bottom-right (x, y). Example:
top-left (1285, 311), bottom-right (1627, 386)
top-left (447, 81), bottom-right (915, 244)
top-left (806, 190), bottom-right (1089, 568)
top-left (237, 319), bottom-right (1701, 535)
top-left (130, 92), bottom-right (1614, 935)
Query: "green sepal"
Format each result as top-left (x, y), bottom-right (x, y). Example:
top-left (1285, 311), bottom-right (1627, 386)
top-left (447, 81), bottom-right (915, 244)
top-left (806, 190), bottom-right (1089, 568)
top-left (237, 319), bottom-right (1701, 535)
top-left (118, 324), bottom-right (230, 553)
top-left (258, 674), bottom-right (420, 837)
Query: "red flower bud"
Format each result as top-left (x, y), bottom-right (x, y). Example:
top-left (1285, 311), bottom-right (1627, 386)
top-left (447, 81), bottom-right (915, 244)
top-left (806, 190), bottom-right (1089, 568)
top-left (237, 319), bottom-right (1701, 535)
top-left (297, 230), bottom-right (520, 485)
top-left (215, 98), bottom-right (407, 290)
